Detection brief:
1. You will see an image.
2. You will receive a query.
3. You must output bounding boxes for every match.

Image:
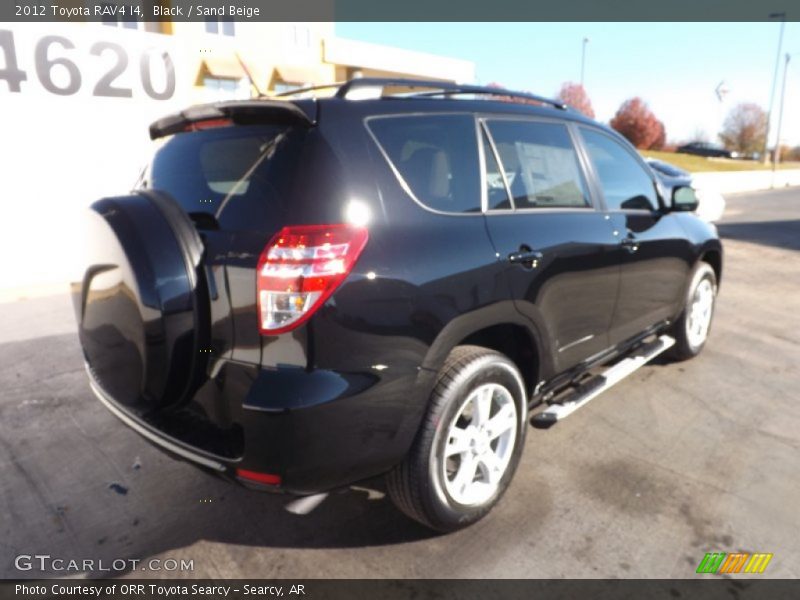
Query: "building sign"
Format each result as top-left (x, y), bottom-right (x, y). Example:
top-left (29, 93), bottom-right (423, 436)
top-left (1, 23), bottom-right (194, 289)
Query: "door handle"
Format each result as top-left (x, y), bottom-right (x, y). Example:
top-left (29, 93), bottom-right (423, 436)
top-left (620, 236), bottom-right (640, 253)
top-left (508, 248), bottom-right (544, 268)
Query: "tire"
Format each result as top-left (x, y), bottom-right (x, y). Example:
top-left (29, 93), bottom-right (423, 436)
top-left (386, 345), bottom-right (528, 532)
top-left (668, 262), bottom-right (717, 361)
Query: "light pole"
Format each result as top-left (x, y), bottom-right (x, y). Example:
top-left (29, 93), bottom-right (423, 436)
top-left (580, 37), bottom-right (589, 87)
top-left (763, 12), bottom-right (786, 163)
top-left (772, 53), bottom-right (793, 169)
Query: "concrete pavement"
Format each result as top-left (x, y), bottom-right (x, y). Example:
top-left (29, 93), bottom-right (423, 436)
top-left (1, 188), bottom-right (798, 579)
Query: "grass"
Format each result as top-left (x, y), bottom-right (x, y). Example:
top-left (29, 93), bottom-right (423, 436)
top-left (640, 150), bottom-right (800, 173)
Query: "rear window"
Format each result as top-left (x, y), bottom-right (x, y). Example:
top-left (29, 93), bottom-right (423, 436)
top-left (141, 124), bottom-right (305, 230)
top-left (367, 114), bottom-right (481, 213)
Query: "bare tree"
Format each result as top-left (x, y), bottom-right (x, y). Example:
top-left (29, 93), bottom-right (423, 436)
top-left (555, 82), bottom-right (595, 119)
top-left (691, 127), bottom-right (710, 142)
top-left (718, 103), bottom-right (767, 155)
top-left (776, 145), bottom-right (800, 162)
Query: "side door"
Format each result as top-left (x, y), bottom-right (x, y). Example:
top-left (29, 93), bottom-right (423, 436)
top-left (480, 117), bottom-right (622, 375)
top-left (577, 126), bottom-right (694, 346)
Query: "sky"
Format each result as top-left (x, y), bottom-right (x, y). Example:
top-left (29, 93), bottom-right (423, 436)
top-left (336, 22), bottom-right (800, 147)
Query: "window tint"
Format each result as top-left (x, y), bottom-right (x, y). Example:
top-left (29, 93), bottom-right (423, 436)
top-left (145, 125), bottom-right (304, 230)
top-left (484, 120), bottom-right (590, 209)
top-left (581, 128), bottom-right (658, 211)
top-left (368, 115), bottom-right (481, 213)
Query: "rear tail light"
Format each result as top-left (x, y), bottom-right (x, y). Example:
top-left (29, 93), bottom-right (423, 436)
top-left (236, 468), bottom-right (281, 486)
top-left (256, 224), bottom-right (369, 335)
top-left (182, 118), bottom-right (233, 132)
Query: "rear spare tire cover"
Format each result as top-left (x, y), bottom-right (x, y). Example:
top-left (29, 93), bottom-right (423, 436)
top-left (77, 190), bottom-right (207, 411)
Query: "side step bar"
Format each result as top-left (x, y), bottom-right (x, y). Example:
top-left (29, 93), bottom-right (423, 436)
top-left (531, 335), bottom-right (675, 426)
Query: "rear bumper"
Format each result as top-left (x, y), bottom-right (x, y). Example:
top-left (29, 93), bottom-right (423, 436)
top-left (88, 371), bottom-right (228, 473)
top-left (86, 358), bottom-right (433, 494)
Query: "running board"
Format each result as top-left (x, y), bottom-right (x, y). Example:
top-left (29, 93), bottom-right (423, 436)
top-left (531, 335), bottom-right (675, 426)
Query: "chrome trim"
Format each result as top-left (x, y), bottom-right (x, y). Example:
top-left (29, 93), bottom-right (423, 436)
top-left (480, 116), bottom-right (597, 212)
top-left (363, 111), bottom-right (616, 219)
top-left (86, 368), bottom-right (227, 472)
top-left (479, 119), bottom-right (515, 210)
top-left (534, 335), bottom-right (676, 424)
top-left (364, 112), bottom-right (482, 218)
top-left (485, 207), bottom-right (597, 215)
top-left (558, 334), bottom-right (595, 353)
top-left (475, 117), bottom-right (489, 213)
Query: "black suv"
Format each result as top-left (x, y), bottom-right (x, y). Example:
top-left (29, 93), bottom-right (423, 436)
top-left (74, 78), bottom-right (721, 531)
top-left (677, 141), bottom-right (737, 159)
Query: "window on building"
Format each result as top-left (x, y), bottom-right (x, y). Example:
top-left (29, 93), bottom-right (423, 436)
top-left (98, 1), bottom-right (138, 29)
top-left (143, 20), bottom-right (169, 34)
top-left (96, 1), bottom-right (162, 29)
top-left (272, 82), bottom-right (304, 94)
top-left (291, 25), bottom-right (311, 48)
top-left (368, 114), bottom-right (481, 214)
top-left (206, 18), bottom-right (235, 37)
top-left (203, 76), bottom-right (244, 100)
top-left (580, 127), bottom-right (658, 211)
top-left (485, 120), bottom-right (591, 209)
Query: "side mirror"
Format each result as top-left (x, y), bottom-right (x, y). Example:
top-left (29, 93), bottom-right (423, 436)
top-left (671, 185), bottom-right (699, 212)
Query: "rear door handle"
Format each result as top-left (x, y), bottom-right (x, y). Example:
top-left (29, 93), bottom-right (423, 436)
top-left (621, 236), bottom-right (640, 253)
top-left (508, 248), bottom-right (544, 268)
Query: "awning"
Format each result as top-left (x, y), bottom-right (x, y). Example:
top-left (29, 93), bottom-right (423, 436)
top-left (201, 57), bottom-right (247, 80)
top-left (273, 65), bottom-right (326, 85)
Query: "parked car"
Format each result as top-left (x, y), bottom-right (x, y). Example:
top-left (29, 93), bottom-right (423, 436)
top-left (73, 78), bottom-right (722, 532)
top-left (645, 157), bottom-right (726, 222)
top-left (677, 141), bottom-right (739, 159)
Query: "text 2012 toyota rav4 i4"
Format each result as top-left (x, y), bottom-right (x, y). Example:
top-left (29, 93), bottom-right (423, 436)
top-left (73, 79), bottom-right (721, 532)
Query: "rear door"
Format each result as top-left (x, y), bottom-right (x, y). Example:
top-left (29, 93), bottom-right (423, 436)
top-left (144, 122), bottom-right (312, 365)
top-left (480, 117), bottom-right (621, 374)
top-left (577, 126), bottom-right (693, 345)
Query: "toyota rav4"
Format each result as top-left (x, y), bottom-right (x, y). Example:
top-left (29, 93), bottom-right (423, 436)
top-left (73, 78), bottom-right (722, 531)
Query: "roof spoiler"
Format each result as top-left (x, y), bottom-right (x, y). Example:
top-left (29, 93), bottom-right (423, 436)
top-left (149, 99), bottom-right (314, 140)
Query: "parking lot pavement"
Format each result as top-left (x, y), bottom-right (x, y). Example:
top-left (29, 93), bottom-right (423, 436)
top-left (1, 187), bottom-right (799, 579)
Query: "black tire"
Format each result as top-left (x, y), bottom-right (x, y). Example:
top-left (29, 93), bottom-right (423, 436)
top-left (668, 262), bottom-right (717, 361)
top-left (386, 345), bottom-right (528, 532)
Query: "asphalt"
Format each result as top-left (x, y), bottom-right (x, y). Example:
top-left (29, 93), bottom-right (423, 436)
top-left (1, 188), bottom-right (798, 579)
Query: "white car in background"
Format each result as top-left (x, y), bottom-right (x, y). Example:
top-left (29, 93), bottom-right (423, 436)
top-left (645, 158), bottom-right (726, 223)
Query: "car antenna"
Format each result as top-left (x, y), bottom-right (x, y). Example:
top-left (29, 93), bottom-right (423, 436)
top-left (235, 52), bottom-right (265, 98)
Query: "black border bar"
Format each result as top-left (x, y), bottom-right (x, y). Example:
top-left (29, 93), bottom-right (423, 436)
top-left (2, 579), bottom-right (799, 600)
top-left (2, 0), bottom-right (798, 22)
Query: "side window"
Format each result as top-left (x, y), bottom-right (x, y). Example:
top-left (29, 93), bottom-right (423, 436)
top-left (580, 128), bottom-right (658, 211)
top-left (368, 114), bottom-right (481, 213)
top-left (484, 120), bottom-right (590, 209)
top-left (482, 129), bottom-right (511, 210)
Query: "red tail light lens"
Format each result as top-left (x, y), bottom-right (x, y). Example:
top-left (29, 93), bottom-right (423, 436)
top-left (256, 224), bottom-right (369, 335)
top-left (235, 468), bottom-right (281, 486)
top-left (182, 118), bottom-right (233, 132)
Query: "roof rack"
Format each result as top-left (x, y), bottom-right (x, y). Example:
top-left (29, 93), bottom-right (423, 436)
top-left (334, 77), bottom-right (568, 110)
top-left (274, 83), bottom-right (344, 98)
